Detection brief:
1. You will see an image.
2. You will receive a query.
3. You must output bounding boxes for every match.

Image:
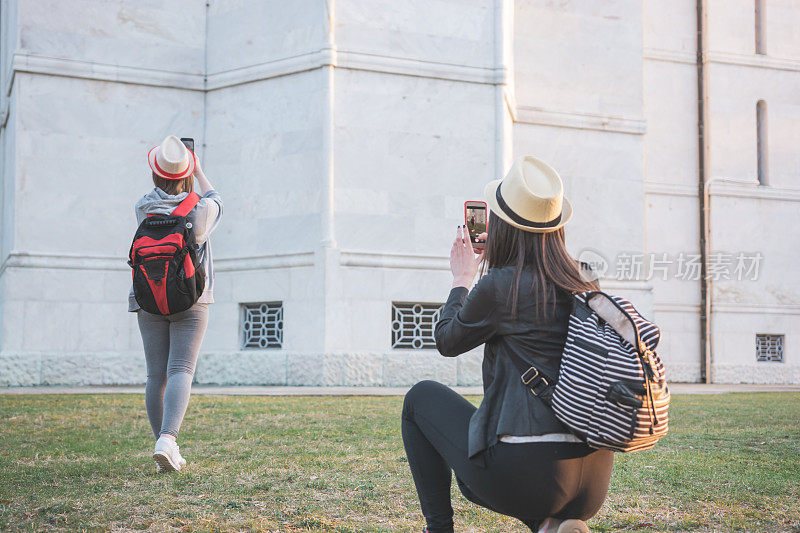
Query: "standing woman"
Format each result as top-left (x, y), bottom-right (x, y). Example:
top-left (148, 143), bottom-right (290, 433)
top-left (129, 135), bottom-right (223, 472)
top-left (401, 156), bottom-right (614, 533)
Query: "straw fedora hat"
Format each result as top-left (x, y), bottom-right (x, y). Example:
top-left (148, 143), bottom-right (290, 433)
top-left (483, 156), bottom-right (572, 233)
top-left (147, 135), bottom-right (196, 180)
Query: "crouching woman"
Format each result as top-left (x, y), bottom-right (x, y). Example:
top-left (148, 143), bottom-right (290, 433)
top-left (401, 157), bottom-right (614, 533)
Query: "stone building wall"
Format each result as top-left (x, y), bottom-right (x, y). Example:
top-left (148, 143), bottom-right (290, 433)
top-left (643, 0), bottom-right (800, 383)
top-left (0, 0), bottom-right (797, 386)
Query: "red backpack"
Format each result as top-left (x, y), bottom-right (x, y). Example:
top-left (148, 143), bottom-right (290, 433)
top-left (128, 193), bottom-right (205, 315)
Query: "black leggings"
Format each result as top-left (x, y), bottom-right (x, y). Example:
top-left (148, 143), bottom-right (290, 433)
top-left (401, 380), bottom-right (614, 533)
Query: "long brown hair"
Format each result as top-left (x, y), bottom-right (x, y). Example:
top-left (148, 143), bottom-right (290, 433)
top-left (482, 212), bottom-right (599, 318)
top-left (152, 172), bottom-right (193, 195)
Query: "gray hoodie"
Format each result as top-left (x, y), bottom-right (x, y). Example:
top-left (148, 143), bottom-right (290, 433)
top-left (128, 187), bottom-right (223, 312)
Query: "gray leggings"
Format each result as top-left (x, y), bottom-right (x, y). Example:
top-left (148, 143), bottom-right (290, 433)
top-left (137, 302), bottom-right (209, 439)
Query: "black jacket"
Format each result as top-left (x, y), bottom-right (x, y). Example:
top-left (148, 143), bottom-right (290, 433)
top-left (435, 266), bottom-right (573, 465)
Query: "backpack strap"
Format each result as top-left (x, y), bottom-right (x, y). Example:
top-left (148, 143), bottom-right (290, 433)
top-left (508, 352), bottom-right (556, 406)
top-left (171, 192), bottom-right (201, 217)
top-left (145, 192), bottom-right (201, 218)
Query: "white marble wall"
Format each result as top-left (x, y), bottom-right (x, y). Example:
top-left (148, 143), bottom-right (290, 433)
top-left (15, 0), bottom-right (205, 73)
top-left (515, 0), bottom-right (644, 119)
top-left (642, 0), bottom-right (703, 381)
top-left (0, 0), bottom-right (20, 268)
top-left (0, 0), bottom-right (207, 385)
top-left (642, 0), bottom-right (800, 382)
top-left (321, 0), bottom-right (498, 383)
top-left (206, 0), bottom-right (328, 75)
top-left (512, 0), bottom-right (654, 331)
top-left (335, 0), bottom-right (496, 68)
top-left (707, 0), bottom-right (800, 58)
top-left (709, 0), bottom-right (800, 382)
top-left (200, 0), bottom-right (500, 385)
top-left (0, 0), bottom-right (797, 386)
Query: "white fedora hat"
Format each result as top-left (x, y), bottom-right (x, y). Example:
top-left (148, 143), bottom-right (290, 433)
top-left (483, 156), bottom-right (572, 233)
top-left (147, 135), bottom-right (195, 180)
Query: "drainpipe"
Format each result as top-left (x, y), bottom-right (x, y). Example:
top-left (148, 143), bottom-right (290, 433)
top-left (696, 0), bottom-right (711, 383)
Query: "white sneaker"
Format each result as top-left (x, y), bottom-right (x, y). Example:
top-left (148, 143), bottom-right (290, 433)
top-left (538, 518), bottom-right (590, 533)
top-left (153, 436), bottom-right (186, 472)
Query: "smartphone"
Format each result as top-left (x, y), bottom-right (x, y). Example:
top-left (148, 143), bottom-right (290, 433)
top-left (464, 201), bottom-right (487, 252)
top-left (180, 137), bottom-right (194, 153)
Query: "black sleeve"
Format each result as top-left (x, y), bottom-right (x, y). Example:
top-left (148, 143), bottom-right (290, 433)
top-left (434, 272), bottom-right (499, 357)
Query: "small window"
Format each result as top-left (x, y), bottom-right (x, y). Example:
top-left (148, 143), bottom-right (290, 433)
top-left (757, 100), bottom-right (768, 185)
top-left (241, 302), bottom-right (283, 349)
top-left (391, 302), bottom-right (443, 349)
top-left (756, 333), bottom-right (783, 362)
top-left (755, 0), bottom-right (766, 55)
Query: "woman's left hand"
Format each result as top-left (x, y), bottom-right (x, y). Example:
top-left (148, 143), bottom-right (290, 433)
top-left (450, 226), bottom-right (484, 288)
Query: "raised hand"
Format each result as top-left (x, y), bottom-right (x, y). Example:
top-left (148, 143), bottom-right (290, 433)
top-left (450, 226), bottom-right (484, 289)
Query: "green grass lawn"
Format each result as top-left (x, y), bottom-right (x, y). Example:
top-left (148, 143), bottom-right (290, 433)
top-left (0, 392), bottom-right (798, 532)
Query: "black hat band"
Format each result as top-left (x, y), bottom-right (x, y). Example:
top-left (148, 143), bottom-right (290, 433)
top-left (495, 185), bottom-right (562, 229)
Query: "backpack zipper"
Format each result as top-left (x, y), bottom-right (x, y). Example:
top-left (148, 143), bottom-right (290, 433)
top-left (133, 243), bottom-right (181, 265)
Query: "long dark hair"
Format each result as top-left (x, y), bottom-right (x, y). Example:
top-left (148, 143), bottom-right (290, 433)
top-left (152, 172), bottom-right (193, 195)
top-left (482, 212), bottom-right (599, 318)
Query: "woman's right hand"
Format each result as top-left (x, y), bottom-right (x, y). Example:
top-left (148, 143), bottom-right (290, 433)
top-left (192, 158), bottom-right (214, 194)
top-left (193, 156), bottom-right (205, 179)
top-left (450, 226), bottom-right (484, 289)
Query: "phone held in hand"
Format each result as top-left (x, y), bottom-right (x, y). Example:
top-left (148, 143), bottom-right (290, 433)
top-left (464, 201), bottom-right (487, 252)
top-left (180, 137), bottom-right (194, 153)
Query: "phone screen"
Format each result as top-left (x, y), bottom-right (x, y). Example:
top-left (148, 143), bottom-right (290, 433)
top-left (464, 201), bottom-right (487, 250)
top-left (180, 137), bottom-right (194, 152)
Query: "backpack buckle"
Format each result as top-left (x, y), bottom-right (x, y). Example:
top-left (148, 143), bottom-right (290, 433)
top-left (521, 366), bottom-right (550, 397)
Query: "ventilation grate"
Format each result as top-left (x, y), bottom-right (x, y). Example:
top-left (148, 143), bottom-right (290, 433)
top-left (756, 333), bottom-right (783, 362)
top-left (391, 302), bottom-right (443, 349)
top-left (241, 302), bottom-right (283, 349)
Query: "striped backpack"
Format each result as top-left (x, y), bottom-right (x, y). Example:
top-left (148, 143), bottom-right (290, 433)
top-left (514, 291), bottom-right (670, 452)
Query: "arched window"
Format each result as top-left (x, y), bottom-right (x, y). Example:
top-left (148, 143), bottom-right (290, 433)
top-left (757, 100), bottom-right (768, 186)
top-left (755, 0), bottom-right (766, 54)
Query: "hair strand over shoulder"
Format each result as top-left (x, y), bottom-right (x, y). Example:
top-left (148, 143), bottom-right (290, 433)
top-left (482, 212), bottom-right (599, 318)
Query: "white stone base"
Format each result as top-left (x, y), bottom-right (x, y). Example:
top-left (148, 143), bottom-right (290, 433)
top-left (712, 363), bottom-right (800, 384)
top-left (0, 349), bottom-right (483, 387)
top-left (206, 350), bottom-right (481, 387)
top-left (0, 351), bottom-right (147, 386)
top-left (3, 351), bottom-right (799, 386)
top-left (663, 362), bottom-right (702, 383)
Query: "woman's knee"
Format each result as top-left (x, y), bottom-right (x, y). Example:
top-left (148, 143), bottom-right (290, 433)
top-left (146, 366), bottom-right (167, 383)
top-left (146, 375), bottom-right (166, 390)
top-left (409, 379), bottom-right (445, 397)
top-left (166, 359), bottom-right (197, 377)
top-left (403, 380), bottom-right (444, 414)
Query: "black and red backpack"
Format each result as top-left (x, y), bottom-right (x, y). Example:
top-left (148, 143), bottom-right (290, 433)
top-left (128, 193), bottom-right (205, 315)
